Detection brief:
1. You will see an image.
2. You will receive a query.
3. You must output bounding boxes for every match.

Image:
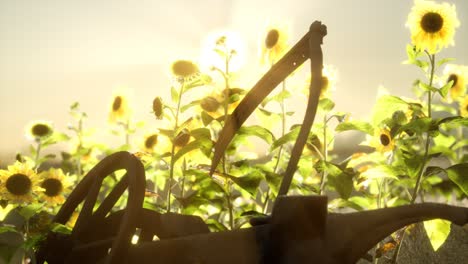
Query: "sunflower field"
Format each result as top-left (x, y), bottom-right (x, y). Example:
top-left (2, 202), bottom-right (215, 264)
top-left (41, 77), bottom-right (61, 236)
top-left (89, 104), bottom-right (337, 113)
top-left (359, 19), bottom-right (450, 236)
top-left (1, 0), bottom-right (467, 263)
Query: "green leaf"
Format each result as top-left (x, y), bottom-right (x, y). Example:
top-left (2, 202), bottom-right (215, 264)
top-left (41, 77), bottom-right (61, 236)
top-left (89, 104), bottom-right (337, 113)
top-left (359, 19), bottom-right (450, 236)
top-left (372, 95), bottom-right (408, 126)
top-left (51, 223), bottom-right (72, 235)
top-left (0, 226), bottom-right (18, 234)
top-left (436, 58), bottom-right (454, 67)
top-left (171, 86), bottom-right (179, 103)
top-left (316, 161), bottom-right (354, 199)
top-left (418, 82), bottom-right (438, 93)
top-left (405, 44), bottom-right (417, 61)
top-left (261, 90), bottom-right (291, 106)
top-left (414, 60), bottom-right (429, 71)
top-left (234, 125), bottom-right (275, 146)
top-left (423, 219), bottom-right (451, 251)
top-left (227, 171), bottom-right (262, 196)
top-left (205, 219), bottom-right (228, 232)
top-left (318, 98), bottom-right (335, 112)
top-left (42, 132), bottom-right (70, 147)
top-left (348, 196), bottom-right (373, 210)
top-left (18, 203), bottom-right (43, 221)
top-left (174, 138), bottom-right (212, 162)
top-left (335, 121), bottom-right (374, 135)
top-left (360, 164), bottom-right (402, 180)
top-left (264, 171), bottom-right (282, 196)
top-left (446, 163), bottom-right (468, 195)
top-left (403, 151), bottom-right (425, 178)
top-left (190, 128), bottom-right (212, 140)
top-left (184, 74), bottom-right (211, 91)
top-left (438, 116), bottom-right (468, 129)
top-left (438, 80), bottom-right (453, 98)
top-left (424, 166), bottom-right (445, 177)
top-left (201, 111), bottom-right (214, 126)
top-left (398, 117), bottom-right (434, 135)
top-left (180, 100), bottom-right (201, 113)
top-left (271, 126), bottom-right (300, 150)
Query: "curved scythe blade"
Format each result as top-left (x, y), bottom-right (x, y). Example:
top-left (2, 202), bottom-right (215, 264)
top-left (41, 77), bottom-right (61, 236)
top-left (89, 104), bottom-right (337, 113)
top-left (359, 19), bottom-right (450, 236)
top-left (210, 23), bottom-right (320, 176)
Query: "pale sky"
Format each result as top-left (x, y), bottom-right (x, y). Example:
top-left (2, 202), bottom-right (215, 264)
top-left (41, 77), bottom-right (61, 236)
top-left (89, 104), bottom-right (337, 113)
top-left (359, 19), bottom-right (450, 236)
top-left (0, 0), bottom-right (467, 164)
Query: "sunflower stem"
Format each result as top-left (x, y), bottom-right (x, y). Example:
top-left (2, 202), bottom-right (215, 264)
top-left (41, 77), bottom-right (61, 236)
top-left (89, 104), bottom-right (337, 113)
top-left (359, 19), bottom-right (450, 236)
top-left (263, 79), bottom-right (288, 213)
top-left (167, 80), bottom-right (185, 213)
top-left (319, 114), bottom-right (329, 195)
top-left (34, 139), bottom-right (42, 170)
top-left (392, 53), bottom-right (435, 264)
top-left (222, 44), bottom-right (235, 230)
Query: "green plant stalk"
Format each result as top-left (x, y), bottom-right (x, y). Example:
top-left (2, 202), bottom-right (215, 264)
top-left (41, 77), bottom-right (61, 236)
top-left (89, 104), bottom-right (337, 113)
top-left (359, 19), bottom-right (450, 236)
top-left (319, 114), bottom-right (328, 195)
top-left (76, 117), bottom-right (83, 179)
top-left (180, 158), bottom-right (187, 199)
top-left (410, 53), bottom-right (434, 204)
top-left (263, 80), bottom-right (287, 214)
top-left (456, 113), bottom-right (463, 161)
top-left (167, 81), bottom-right (185, 213)
top-left (34, 139), bottom-right (42, 170)
top-left (125, 118), bottom-right (130, 147)
top-left (218, 46), bottom-right (234, 229)
top-left (392, 53), bottom-right (435, 264)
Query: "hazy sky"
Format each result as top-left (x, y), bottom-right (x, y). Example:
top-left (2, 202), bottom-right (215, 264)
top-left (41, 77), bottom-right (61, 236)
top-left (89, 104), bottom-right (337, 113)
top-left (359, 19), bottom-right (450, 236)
top-left (0, 0), bottom-right (467, 164)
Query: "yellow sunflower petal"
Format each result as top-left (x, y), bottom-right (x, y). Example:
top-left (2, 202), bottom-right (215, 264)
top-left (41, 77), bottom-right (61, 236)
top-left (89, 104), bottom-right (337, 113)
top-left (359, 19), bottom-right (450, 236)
top-left (38, 168), bottom-right (73, 206)
top-left (443, 64), bottom-right (468, 102)
top-left (406, 0), bottom-right (460, 54)
top-left (0, 161), bottom-right (40, 204)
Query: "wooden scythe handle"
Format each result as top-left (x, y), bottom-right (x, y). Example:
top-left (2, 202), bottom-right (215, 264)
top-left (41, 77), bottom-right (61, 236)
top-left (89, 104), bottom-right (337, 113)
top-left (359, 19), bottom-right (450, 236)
top-left (210, 21), bottom-right (327, 196)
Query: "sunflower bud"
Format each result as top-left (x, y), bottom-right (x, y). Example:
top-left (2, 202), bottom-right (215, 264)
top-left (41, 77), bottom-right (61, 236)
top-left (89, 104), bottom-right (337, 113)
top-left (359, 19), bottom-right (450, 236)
top-left (200, 96), bottom-right (220, 112)
top-left (173, 129), bottom-right (191, 148)
top-left (265, 29), bottom-right (280, 49)
top-left (152, 97), bottom-right (164, 119)
top-left (392, 110), bottom-right (408, 125)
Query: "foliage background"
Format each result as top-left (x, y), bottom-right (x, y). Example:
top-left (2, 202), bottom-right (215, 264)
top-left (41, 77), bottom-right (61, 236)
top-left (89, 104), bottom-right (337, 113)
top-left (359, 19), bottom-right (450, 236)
top-left (1, 0), bottom-right (467, 164)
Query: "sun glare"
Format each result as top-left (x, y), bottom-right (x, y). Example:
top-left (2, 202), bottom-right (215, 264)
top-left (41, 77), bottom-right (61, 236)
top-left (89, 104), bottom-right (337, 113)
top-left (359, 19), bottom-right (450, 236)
top-left (199, 30), bottom-right (247, 73)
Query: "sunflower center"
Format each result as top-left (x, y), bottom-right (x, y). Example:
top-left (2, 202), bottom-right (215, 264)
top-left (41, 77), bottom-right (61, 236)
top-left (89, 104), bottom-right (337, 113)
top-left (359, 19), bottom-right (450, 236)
top-left (171, 60), bottom-right (199, 78)
top-left (6, 173), bottom-right (32, 196)
top-left (380, 134), bottom-right (391, 146)
top-left (32, 124), bottom-right (51, 137)
top-left (420, 12), bottom-right (443, 33)
top-left (41, 178), bottom-right (63, 197)
top-left (447, 74), bottom-right (458, 87)
top-left (145, 134), bottom-right (158, 149)
top-left (113, 96), bottom-right (122, 111)
top-left (265, 29), bottom-right (280, 49)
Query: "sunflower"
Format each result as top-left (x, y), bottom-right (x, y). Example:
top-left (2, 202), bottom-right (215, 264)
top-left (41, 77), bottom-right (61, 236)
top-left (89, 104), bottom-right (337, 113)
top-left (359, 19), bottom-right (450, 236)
top-left (141, 133), bottom-right (159, 153)
top-left (371, 128), bottom-right (395, 153)
top-left (26, 120), bottom-right (53, 140)
top-left (443, 64), bottom-right (467, 102)
top-left (0, 161), bottom-right (41, 203)
top-left (460, 95), bottom-right (468, 118)
top-left (260, 22), bottom-right (289, 65)
top-left (302, 65), bottom-right (338, 99)
top-left (406, 0), bottom-right (460, 54)
top-left (108, 89), bottom-right (132, 124)
top-left (38, 168), bottom-right (72, 206)
top-left (170, 60), bottom-right (200, 82)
